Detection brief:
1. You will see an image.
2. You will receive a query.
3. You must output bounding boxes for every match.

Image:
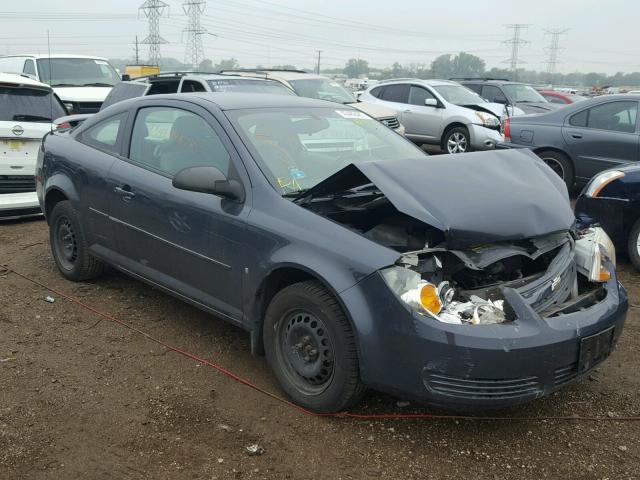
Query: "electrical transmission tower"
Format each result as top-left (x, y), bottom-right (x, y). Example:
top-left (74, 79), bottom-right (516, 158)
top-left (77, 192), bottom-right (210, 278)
top-left (139, 0), bottom-right (169, 66)
top-left (503, 24), bottom-right (530, 81)
top-left (543, 29), bottom-right (569, 81)
top-left (183, 0), bottom-right (207, 70)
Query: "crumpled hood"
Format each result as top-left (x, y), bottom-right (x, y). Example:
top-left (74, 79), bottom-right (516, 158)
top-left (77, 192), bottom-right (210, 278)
top-left (298, 149), bottom-right (574, 249)
top-left (53, 86), bottom-right (112, 103)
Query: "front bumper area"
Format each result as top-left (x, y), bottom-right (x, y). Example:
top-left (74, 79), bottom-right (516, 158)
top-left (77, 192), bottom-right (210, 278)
top-left (468, 124), bottom-right (503, 150)
top-left (0, 191), bottom-right (42, 220)
top-left (340, 270), bottom-right (628, 409)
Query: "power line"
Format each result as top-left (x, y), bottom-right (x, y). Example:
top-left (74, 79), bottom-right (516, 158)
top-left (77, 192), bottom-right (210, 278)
top-left (139, 0), bottom-right (169, 65)
top-left (503, 24), bottom-right (530, 81)
top-left (543, 28), bottom-right (569, 80)
top-left (183, 0), bottom-right (206, 69)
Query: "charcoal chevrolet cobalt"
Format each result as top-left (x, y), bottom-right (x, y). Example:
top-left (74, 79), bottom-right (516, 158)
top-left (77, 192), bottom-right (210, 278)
top-left (37, 93), bottom-right (628, 412)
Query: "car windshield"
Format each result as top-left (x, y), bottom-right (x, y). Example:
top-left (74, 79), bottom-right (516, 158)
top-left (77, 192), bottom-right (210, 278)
top-left (37, 58), bottom-right (120, 87)
top-left (207, 79), bottom-right (295, 95)
top-left (288, 78), bottom-right (356, 104)
top-left (503, 84), bottom-right (547, 103)
top-left (433, 85), bottom-right (486, 105)
top-left (0, 86), bottom-right (66, 121)
top-left (228, 107), bottom-right (426, 194)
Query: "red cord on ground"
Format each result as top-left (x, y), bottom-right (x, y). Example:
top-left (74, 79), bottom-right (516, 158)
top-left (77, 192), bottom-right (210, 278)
top-left (7, 266), bottom-right (640, 422)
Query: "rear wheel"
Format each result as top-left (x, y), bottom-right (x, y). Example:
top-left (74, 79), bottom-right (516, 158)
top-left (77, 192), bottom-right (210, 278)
top-left (537, 150), bottom-right (575, 189)
top-left (442, 126), bottom-right (471, 154)
top-left (264, 280), bottom-right (366, 413)
top-left (627, 218), bottom-right (640, 271)
top-left (50, 201), bottom-right (104, 281)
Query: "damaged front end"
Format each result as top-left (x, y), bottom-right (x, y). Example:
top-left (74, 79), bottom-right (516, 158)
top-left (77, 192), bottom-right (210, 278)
top-left (380, 228), bottom-right (613, 326)
top-left (294, 151), bottom-right (614, 327)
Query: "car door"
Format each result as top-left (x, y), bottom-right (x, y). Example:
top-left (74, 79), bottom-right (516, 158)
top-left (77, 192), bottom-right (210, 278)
top-left (562, 100), bottom-right (640, 180)
top-left (73, 111), bottom-right (129, 250)
top-left (107, 101), bottom-right (249, 322)
top-left (400, 85), bottom-right (445, 143)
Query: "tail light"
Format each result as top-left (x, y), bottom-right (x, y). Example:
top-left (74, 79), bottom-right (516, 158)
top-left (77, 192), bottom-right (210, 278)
top-left (56, 121), bottom-right (71, 131)
top-left (502, 118), bottom-right (511, 140)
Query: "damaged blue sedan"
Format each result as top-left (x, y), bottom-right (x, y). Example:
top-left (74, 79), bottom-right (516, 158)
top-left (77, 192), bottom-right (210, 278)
top-left (37, 93), bottom-right (627, 412)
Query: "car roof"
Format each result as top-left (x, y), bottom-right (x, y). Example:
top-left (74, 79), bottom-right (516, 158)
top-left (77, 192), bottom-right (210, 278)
top-left (129, 92), bottom-right (344, 111)
top-left (184, 73), bottom-right (280, 82)
top-left (376, 78), bottom-right (460, 87)
top-left (0, 54), bottom-right (109, 61)
top-left (0, 72), bottom-right (52, 89)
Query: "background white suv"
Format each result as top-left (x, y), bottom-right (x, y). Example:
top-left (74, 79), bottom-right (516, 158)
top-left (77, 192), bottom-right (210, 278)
top-left (0, 54), bottom-right (120, 114)
top-left (0, 73), bottom-right (65, 219)
top-left (360, 79), bottom-right (514, 153)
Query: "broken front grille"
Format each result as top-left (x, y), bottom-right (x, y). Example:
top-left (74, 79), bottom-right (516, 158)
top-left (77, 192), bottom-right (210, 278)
top-left (0, 175), bottom-right (36, 194)
top-left (517, 242), bottom-right (577, 314)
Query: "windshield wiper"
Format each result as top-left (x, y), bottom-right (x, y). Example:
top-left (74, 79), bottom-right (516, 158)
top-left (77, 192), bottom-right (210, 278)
top-left (82, 83), bottom-right (114, 87)
top-left (282, 189), bottom-right (309, 198)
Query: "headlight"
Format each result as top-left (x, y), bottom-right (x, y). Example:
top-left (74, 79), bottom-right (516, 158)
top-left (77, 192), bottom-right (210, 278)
top-left (380, 266), bottom-right (443, 316)
top-left (575, 227), bottom-right (616, 282)
top-left (475, 111), bottom-right (500, 128)
top-left (584, 170), bottom-right (625, 198)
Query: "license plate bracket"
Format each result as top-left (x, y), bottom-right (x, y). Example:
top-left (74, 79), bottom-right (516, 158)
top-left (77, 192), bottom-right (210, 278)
top-left (578, 327), bottom-right (615, 373)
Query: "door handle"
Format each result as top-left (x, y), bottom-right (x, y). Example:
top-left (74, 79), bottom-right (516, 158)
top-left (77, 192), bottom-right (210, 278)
top-left (571, 133), bottom-right (583, 139)
top-left (114, 185), bottom-right (136, 199)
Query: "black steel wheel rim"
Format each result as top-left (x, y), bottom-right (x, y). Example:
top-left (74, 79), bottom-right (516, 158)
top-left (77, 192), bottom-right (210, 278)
top-left (53, 216), bottom-right (78, 270)
top-left (276, 310), bottom-right (335, 395)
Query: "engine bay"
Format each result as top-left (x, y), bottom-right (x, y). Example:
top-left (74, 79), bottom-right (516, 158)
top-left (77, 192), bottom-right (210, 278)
top-left (299, 187), bottom-right (609, 325)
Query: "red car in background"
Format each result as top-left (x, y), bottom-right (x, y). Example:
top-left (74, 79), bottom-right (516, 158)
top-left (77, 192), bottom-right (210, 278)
top-left (539, 90), bottom-right (588, 105)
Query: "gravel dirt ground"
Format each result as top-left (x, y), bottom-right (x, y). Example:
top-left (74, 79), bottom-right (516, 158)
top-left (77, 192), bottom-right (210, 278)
top-left (1, 217), bottom-right (639, 480)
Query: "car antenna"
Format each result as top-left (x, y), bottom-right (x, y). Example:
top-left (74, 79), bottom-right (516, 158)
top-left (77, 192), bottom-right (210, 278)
top-left (47, 29), bottom-right (54, 133)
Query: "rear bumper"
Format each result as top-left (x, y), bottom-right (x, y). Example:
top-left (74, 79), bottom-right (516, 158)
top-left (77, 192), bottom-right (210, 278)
top-left (340, 269), bottom-right (628, 410)
top-left (0, 192), bottom-right (42, 219)
top-left (468, 124), bottom-right (503, 150)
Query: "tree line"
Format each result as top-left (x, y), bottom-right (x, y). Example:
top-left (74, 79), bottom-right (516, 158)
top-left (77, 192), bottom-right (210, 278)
top-left (109, 52), bottom-right (640, 87)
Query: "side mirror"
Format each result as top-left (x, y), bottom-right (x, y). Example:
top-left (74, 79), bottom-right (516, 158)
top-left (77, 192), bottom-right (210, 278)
top-left (121, 74), bottom-right (131, 81)
top-left (424, 98), bottom-right (438, 107)
top-left (172, 166), bottom-right (245, 203)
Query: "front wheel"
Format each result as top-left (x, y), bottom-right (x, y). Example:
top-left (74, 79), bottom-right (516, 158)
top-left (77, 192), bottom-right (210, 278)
top-left (628, 218), bottom-right (640, 271)
top-left (442, 126), bottom-right (471, 154)
top-left (263, 281), bottom-right (366, 413)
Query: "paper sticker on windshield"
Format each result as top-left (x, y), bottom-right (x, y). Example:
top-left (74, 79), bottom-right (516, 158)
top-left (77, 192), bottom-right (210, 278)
top-left (94, 60), bottom-right (109, 65)
top-left (335, 110), bottom-right (370, 120)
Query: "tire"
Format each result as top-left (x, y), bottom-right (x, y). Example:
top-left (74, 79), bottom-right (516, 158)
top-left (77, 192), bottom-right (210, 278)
top-left (536, 150), bottom-right (575, 189)
top-left (49, 200), bottom-right (104, 281)
top-left (441, 126), bottom-right (471, 154)
top-left (627, 218), bottom-right (640, 271)
top-left (263, 280), bottom-right (366, 413)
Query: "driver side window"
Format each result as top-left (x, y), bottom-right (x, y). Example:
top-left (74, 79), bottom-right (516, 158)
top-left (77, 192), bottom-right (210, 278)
top-left (481, 85), bottom-right (507, 104)
top-left (408, 86), bottom-right (436, 106)
top-left (129, 107), bottom-right (231, 177)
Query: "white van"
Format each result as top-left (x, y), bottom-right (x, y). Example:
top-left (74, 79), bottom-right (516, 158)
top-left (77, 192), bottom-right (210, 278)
top-left (0, 55), bottom-right (119, 114)
top-left (0, 73), bottom-right (65, 219)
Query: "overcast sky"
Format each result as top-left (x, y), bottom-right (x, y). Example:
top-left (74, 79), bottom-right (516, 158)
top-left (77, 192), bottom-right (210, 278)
top-left (1, 0), bottom-right (638, 74)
